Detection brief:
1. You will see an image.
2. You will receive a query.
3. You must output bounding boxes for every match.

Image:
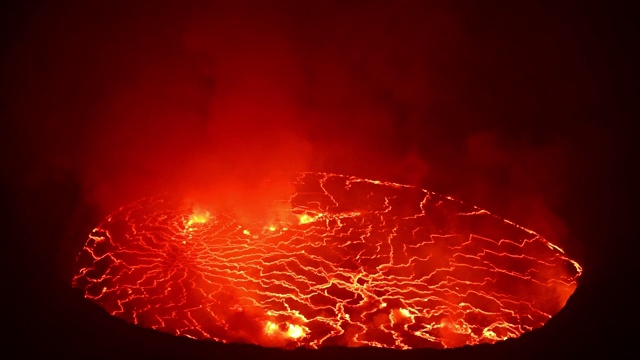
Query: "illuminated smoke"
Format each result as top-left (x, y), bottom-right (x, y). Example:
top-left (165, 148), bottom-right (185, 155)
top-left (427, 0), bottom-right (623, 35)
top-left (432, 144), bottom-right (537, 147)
top-left (4, 1), bottom-right (595, 257)
top-left (73, 172), bottom-right (581, 349)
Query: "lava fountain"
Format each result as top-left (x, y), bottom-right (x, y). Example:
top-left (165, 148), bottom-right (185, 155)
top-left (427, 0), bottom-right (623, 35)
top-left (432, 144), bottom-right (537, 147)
top-left (72, 172), bottom-right (582, 349)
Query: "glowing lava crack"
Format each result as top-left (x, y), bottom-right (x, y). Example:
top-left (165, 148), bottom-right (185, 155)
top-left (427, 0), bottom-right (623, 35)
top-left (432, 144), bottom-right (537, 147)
top-left (72, 172), bottom-right (582, 349)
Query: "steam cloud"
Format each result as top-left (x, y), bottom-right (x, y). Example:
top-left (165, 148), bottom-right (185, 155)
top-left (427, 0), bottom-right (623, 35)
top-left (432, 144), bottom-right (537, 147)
top-left (4, 0), bottom-right (603, 258)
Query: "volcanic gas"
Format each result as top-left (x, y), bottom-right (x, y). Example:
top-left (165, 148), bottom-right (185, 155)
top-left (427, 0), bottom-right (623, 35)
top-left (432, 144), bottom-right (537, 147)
top-left (72, 172), bottom-right (582, 349)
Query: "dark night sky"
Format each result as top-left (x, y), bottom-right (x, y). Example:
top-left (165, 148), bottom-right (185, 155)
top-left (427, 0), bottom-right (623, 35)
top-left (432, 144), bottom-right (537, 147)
top-left (2, 0), bottom-right (636, 358)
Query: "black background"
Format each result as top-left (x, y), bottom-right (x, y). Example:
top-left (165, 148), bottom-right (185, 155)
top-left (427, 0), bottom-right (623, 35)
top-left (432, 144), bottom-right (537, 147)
top-left (2, 1), bottom-right (636, 358)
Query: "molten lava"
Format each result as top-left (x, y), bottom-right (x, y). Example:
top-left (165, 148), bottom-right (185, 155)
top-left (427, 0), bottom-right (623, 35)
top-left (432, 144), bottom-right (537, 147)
top-left (72, 172), bottom-right (582, 349)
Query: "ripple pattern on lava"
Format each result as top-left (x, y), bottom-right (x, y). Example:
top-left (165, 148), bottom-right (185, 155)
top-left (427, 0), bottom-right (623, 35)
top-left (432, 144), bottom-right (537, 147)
top-left (73, 172), bottom-right (582, 349)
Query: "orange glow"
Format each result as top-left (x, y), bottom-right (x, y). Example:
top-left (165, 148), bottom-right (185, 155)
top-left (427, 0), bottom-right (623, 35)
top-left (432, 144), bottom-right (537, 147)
top-left (286, 324), bottom-right (306, 339)
top-left (265, 321), bottom-right (279, 335)
top-left (297, 212), bottom-right (323, 225)
top-left (186, 208), bottom-right (210, 227)
top-left (264, 321), bottom-right (307, 340)
top-left (72, 172), bottom-right (582, 349)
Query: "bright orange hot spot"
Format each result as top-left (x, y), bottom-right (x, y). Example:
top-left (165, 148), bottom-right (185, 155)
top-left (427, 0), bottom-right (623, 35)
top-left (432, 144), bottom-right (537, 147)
top-left (286, 324), bottom-right (306, 339)
top-left (186, 208), bottom-right (210, 227)
top-left (297, 212), bottom-right (323, 225)
top-left (72, 172), bottom-right (582, 349)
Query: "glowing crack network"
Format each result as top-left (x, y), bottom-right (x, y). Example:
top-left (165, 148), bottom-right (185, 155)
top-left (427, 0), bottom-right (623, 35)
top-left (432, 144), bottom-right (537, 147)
top-left (72, 172), bottom-right (582, 349)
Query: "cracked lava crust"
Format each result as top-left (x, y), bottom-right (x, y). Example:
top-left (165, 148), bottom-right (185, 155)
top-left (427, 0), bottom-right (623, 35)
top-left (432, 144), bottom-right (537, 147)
top-left (73, 172), bottom-right (582, 349)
